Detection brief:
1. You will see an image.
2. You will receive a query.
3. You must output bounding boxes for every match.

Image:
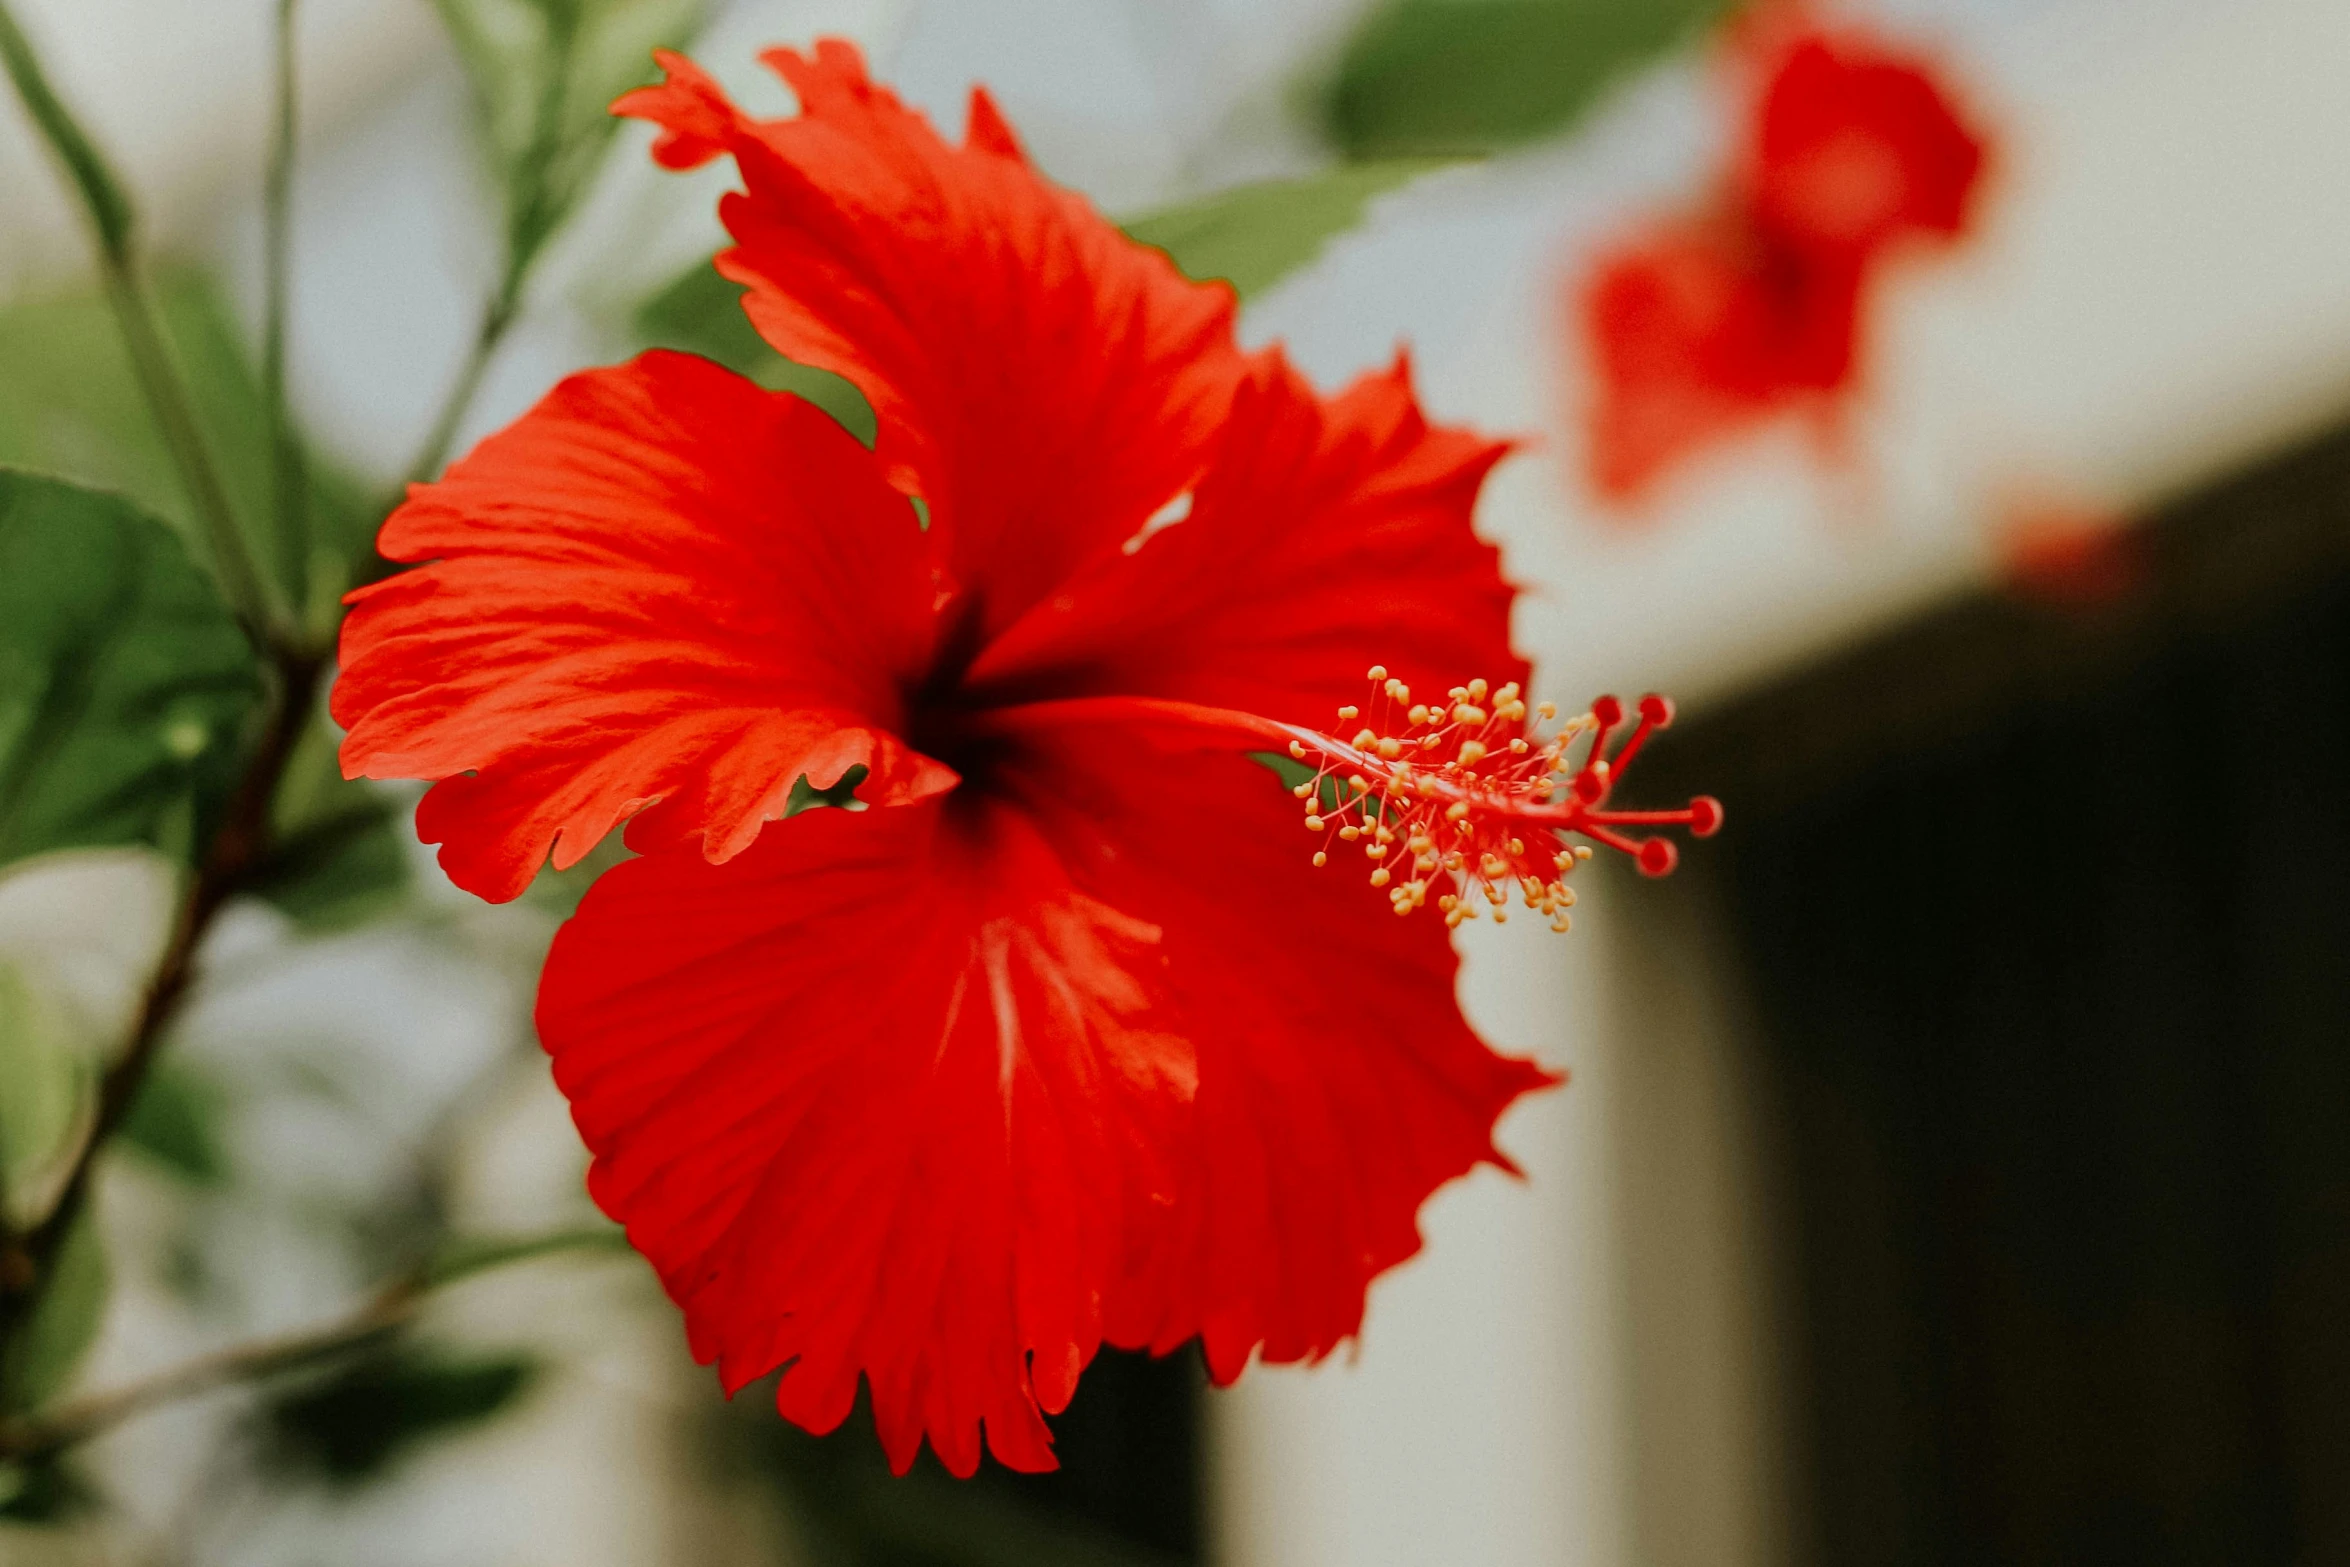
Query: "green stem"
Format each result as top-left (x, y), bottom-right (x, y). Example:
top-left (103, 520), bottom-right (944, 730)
top-left (262, 0), bottom-right (310, 620)
top-left (0, 0), bottom-right (279, 639)
top-left (395, 282), bottom-right (519, 498)
top-left (0, 655), bottom-right (322, 1373)
top-left (0, 1226), bottom-right (624, 1464)
top-left (389, 1), bottom-right (583, 503)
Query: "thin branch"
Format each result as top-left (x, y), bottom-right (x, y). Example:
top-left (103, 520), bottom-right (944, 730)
top-left (388, 1), bottom-right (585, 502)
top-left (0, 1227), bottom-right (626, 1464)
top-left (262, 0), bottom-right (309, 619)
top-left (0, 0), bottom-right (280, 639)
top-left (0, 657), bottom-right (323, 1362)
top-left (0, 1273), bottom-right (419, 1466)
top-left (394, 284), bottom-right (519, 499)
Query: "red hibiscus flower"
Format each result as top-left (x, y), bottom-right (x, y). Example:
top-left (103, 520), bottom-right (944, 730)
top-left (1742, 27), bottom-right (1987, 263)
top-left (1580, 11), bottom-right (1988, 504)
top-left (333, 40), bottom-right (1715, 1476)
top-left (1581, 217), bottom-right (1861, 499)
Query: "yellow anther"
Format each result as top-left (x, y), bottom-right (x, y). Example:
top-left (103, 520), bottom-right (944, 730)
top-left (1312, 851), bottom-right (1328, 867)
top-left (1496, 682), bottom-right (1519, 702)
top-left (1378, 737), bottom-right (1403, 760)
top-left (1337, 705), bottom-right (1360, 721)
top-left (1551, 917), bottom-right (1572, 934)
top-left (1537, 701), bottom-right (1557, 721)
top-left (1289, 740), bottom-right (1307, 759)
top-left (1339, 826), bottom-right (1362, 841)
top-left (1348, 776), bottom-right (1369, 793)
top-left (1370, 867), bottom-right (1391, 888)
top-left (1448, 687), bottom-right (1468, 701)
top-left (1554, 850), bottom-right (1575, 870)
top-left (1408, 835), bottom-right (1434, 853)
top-left (1446, 801), bottom-right (1471, 821)
top-left (1457, 740), bottom-right (1488, 766)
top-left (1408, 704), bottom-right (1430, 725)
top-left (1292, 783), bottom-right (1313, 799)
top-left (1374, 824), bottom-right (1395, 843)
top-left (1438, 894), bottom-right (1458, 911)
top-left (1510, 738), bottom-right (1530, 754)
top-left (1453, 704), bottom-right (1487, 725)
top-left (1367, 664), bottom-right (1388, 681)
top-left (1468, 678), bottom-right (1489, 700)
top-left (1387, 680), bottom-right (1411, 703)
top-left (1353, 728), bottom-right (1378, 748)
top-left (1575, 845), bottom-right (1594, 861)
top-left (1366, 843), bottom-right (1388, 860)
top-left (1508, 838), bottom-right (1524, 855)
top-left (1491, 908), bottom-right (1508, 924)
top-left (1560, 887), bottom-right (1576, 906)
top-left (1305, 815), bottom-right (1326, 832)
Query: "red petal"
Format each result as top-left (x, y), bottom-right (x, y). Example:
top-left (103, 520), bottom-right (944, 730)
top-left (1746, 32), bottom-right (1988, 261)
top-left (1000, 727), bottom-right (1558, 1378)
top-left (964, 349), bottom-right (1524, 725)
top-left (1579, 222), bottom-right (1859, 502)
top-left (539, 798), bottom-right (1198, 1477)
top-left (334, 352), bottom-right (953, 902)
top-left (537, 728), bottom-right (1550, 1468)
top-left (615, 41), bottom-right (1246, 649)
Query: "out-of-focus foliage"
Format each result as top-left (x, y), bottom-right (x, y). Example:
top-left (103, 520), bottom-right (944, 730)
top-left (0, 1214), bottom-right (107, 1414)
top-left (1124, 160), bottom-right (1457, 297)
top-left (635, 264), bottom-right (879, 444)
top-left (246, 712), bottom-right (410, 932)
top-left (118, 1060), bottom-right (231, 1187)
top-left (0, 1451), bottom-right (97, 1524)
top-left (0, 962), bottom-right (86, 1216)
top-left (0, 470), bottom-right (261, 869)
top-left (262, 1345), bottom-right (538, 1485)
top-left (1322, 0), bottom-right (1731, 158)
top-left (0, 273), bottom-right (378, 616)
top-left (433, 0), bottom-right (706, 263)
top-left (750, 1412), bottom-right (1188, 1567)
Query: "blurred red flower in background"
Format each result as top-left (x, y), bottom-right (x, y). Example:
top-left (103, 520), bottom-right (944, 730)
top-left (1580, 10), bottom-right (1989, 504)
top-left (1994, 492), bottom-right (2147, 608)
top-left (333, 41), bottom-right (1605, 1478)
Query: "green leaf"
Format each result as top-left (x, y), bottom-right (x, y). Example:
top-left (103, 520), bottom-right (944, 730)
top-left (117, 1060), bottom-right (230, 1186)
top-left (1123, 159), bottom-right (1458, 298)
top-left (785, 763), bottom-right (869, 818)
top-left (434, 0), bottom-right (708, 264)
top-left (633, 262), bottom-right (878, 445)
top-left (0, 271), bottom-right (381, 617)
top-left (0, 1453), bottom-right (100, 1524)
top-left (264, 1346), bottom-right (537, 1485)
top-left (425, 1224), bottom-right (629, 1287)
top-left (0, 1213), bottom-right (108, 1414)
top-left (0, 470), bottom-right (263, 868)
top-left (244, 712), bottom-right (410, 931)
top-left (1322, 0), bottom-right (1732, 159)
top-left (523, 828), bottom-right (634, 919)
top-left (0, 962), bottom-right (86, 1214)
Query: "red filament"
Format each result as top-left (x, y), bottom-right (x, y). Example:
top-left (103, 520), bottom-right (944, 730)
top-left (1284, 668), bottom-right (1722, 929)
